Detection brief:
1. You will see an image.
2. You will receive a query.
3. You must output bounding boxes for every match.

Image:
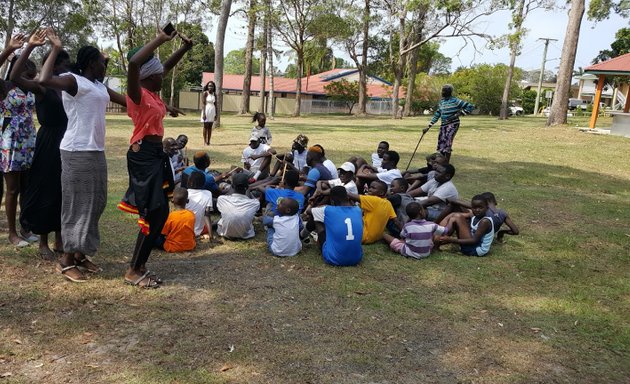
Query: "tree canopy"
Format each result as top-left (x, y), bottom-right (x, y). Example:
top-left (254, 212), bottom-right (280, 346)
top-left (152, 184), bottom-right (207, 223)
top-left (225, 48), bottom-right (260, 75)
top-left (593, 27), bottom-right (630, 63)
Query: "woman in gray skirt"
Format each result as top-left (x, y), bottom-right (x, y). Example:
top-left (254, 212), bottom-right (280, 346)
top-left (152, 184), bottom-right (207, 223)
top-left (39, 29), bottom-right (126, 283)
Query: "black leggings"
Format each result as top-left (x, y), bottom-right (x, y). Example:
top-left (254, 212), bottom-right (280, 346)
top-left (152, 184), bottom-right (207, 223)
top-left (130, 202), bottom-right (169, 270)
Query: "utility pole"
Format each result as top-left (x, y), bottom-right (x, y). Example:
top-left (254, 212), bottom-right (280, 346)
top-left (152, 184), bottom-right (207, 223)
top-left (534, 38), bottom-right (557, 115)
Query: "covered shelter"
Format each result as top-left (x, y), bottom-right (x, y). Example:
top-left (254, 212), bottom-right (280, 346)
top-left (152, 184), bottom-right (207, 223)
top-left (584, 53), bottom-right (630, 134)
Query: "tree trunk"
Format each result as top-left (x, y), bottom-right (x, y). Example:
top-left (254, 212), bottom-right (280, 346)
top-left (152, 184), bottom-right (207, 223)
top-left (1, 0), bottom-right (16, 74)
top-left (404, 45), bottom-right (419, 117)
top-left (266, 4), bottom-right (275, 118)
top-left (391, 77), bottom-right (401, 118)
top-left (357, 0), bottom-right (370, 115)
top-left (214, 0), bottom-right (233, 128)
top-left (499, 0), bottom-right (525, 120)
top-left (169, 40), bottom-right (180, 106)
top-left (240, 0), bottom-right (257, 115)
top-left (391, 12), bottom-right (406, 119)
top-left (547, 0), bottom-right (584, 126)
top-left (293, 50), bottom-right (303, 117)
top-left (499, 47), bottom-right (517, 120)
top-left (259, 19), bottom-right (267, 113)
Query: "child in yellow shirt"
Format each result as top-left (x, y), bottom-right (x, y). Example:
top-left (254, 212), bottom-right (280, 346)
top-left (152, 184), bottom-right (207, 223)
top-left (348, 180), bottom-right (396, 244)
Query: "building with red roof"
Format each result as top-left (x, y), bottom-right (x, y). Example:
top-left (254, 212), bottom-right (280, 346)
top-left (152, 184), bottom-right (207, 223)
top-left (201, 68), bottom-right (401, 100)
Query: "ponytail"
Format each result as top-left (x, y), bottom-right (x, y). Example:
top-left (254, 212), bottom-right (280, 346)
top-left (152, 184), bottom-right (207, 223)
top-left (73, 46), bottom-right (100, 75)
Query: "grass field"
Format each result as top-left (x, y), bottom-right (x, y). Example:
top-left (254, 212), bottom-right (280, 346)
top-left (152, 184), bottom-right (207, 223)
top-left (0, 113), bottom-right (628, 383)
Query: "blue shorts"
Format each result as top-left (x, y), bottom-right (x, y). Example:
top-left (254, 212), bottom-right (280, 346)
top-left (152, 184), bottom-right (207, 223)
top-left (426, 207), bottom-right (442, 221)
top-left (460, 244), bottom-right (486, 257)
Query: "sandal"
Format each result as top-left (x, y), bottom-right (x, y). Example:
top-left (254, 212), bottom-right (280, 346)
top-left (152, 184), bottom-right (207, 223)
top-left (56, 263), bottom-right (87, 283)
top-left (76, 257), bottom-right (102, 273)
top-left (13, 239), bottom-right (30, 248)
top-left (124, 271), bottom-right (160, 289)
top-left (21, 233), bottom-right (39, 243)
top-left (144, 270), bottom-right (163, 284)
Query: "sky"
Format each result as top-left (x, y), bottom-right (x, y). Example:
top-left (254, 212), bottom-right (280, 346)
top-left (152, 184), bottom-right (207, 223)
top-left (209, 1), bottom-right (627, 75)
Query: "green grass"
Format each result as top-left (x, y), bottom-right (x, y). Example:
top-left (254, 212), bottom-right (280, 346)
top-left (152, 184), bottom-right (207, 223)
top-left (0, 113), bottom-right (628, 383)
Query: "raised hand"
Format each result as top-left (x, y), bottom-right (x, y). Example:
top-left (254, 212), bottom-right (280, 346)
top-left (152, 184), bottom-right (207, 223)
top-left (178, 33), bottom-right (193, 47)
top-left (8, 34), bottom-right (26, 50)
top-left (28, 29), bottom-right (47, 46)
top-left (158, 29), bottom-right (177, 42)
top-left (45, 28), bottom-right (62, 48)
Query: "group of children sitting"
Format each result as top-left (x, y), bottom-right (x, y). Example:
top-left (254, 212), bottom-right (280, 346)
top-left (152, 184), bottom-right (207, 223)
top-left (158, 115), bottom-right (519, 266)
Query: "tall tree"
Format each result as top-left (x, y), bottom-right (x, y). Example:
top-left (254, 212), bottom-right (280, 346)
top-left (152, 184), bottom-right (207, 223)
top-left (266, 0), bottom-right (276, 117)
top-left (546, 0), bottom-right (585, 126)
top-left (383, 0), bottom-right (502, 119)
top-left (272, 0), bottom-right (341, 116)
top-left (259, 13), bottom-right (268, 113)
top-left (161, 23), bottom-right (214, 100)
top-left (335, 0), bottom-right (374, 115)
top-left (215, 0), bottom-right (233, 128)
top-left (1, 0), bottom-right (92, 70)
top-left (240, 0), bottom-right (257, 114)
top-left (499, 0), bottom-right (554, 120)
top-left (546, 0), bottom-right (628, 126)
top-left (449, 63), bottom-right (522, 115)
top-left (224, 48), bottom-right (261, 74)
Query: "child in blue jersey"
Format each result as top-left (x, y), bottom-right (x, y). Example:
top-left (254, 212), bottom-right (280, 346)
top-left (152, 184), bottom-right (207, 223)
top-left (438, 194), bottom-right (494, 256)
top-left (422, 84), bottom-right (475, 163)
top-left (308, 186), bottom-right (363, 266)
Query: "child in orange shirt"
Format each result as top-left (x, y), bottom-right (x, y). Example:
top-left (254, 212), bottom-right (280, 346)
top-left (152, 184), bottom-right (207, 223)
top-left (158, 187), bottom-right (196, 252)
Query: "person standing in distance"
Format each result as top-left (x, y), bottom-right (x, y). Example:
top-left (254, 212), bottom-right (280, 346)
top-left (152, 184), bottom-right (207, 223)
top-left (423, 84), bottom-right (475, 163)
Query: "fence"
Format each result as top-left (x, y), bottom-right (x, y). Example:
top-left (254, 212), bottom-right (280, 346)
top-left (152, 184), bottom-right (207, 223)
top-left (178, 90), bottom-right (395, 116)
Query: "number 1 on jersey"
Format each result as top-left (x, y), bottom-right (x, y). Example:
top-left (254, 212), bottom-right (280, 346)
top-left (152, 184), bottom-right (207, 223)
top-left (344, 218), bottom-right (355, 240)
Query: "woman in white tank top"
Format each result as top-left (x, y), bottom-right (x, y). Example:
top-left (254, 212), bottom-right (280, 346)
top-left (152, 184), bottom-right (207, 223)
top-left (200, 81), bottom-right (216, 145)
top-left (39, 29), bottom-right (126, 283)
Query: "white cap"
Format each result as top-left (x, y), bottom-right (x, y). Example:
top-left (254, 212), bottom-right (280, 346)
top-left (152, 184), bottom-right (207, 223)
top-left (338, 162), bottom-right (356, 174)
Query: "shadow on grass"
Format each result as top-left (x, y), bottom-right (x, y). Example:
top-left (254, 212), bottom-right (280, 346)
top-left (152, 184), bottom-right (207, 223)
top-left (1, 136), bottom-right (628, 382)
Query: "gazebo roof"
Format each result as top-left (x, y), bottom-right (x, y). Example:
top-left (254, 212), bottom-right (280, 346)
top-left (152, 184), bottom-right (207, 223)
top-left (584, 52), bottom-right (630, 76)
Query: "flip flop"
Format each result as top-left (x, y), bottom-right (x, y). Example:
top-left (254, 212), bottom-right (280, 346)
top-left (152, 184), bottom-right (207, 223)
top-left (56, 264), bottom-right (87, 283)
top-left (124, 271), bottom-right (160, 289)
top-left (144, 270), bottom-right (163, 284)
top-left (20, 233), bottom-right (39, 243)
top-left (13, 239), bottom-right (30, 248)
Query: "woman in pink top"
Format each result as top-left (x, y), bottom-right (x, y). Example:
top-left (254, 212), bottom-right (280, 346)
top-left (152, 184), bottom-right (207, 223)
top-left (118, 29), bottom-right (192, 288)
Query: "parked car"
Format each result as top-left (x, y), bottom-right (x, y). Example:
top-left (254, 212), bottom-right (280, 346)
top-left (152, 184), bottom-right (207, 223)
top-left (509, 105), bottom-right (524, 116)
top-left (568, 98), bottom-right (588, 110)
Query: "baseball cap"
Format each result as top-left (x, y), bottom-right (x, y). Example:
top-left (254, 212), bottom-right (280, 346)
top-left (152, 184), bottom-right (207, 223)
top-left (232, 173), bottom-right (250, 187)
top-left (338, 162), bottom-right (356, 174)
top-left (293, 134), bottom-right (309, 147)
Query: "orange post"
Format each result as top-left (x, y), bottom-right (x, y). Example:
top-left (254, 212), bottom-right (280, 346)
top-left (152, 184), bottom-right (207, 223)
top-left (625, 86), bottom-right (630, 113)
top-left (589, 75), bottom-right (605, 129)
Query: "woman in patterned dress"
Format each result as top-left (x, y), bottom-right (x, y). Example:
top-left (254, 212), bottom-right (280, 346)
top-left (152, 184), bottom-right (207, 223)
top-left (0, 33), bottom-right (38, 247)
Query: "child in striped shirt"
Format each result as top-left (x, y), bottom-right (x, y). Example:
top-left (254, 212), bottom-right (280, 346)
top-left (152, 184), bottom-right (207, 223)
top-left (382, 202), bottom-right (447, 259)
